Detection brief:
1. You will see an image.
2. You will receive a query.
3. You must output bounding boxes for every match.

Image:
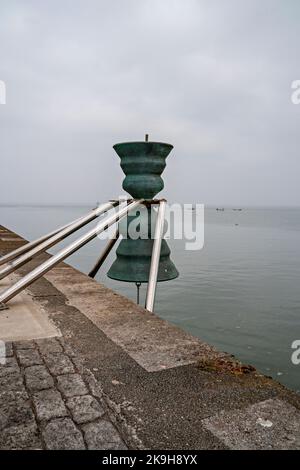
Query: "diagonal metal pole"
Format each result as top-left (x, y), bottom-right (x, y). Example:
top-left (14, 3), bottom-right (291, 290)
top-left (88, 227), bottom-right (120, 278)
top-left (0, 201), bottom-right (119, 280)
top-left (145, 200), bottom-right (166, 312)
top-left (0, 199), bottom-right (142, 304)
top-left (0, 212), bottom-right (94, 267)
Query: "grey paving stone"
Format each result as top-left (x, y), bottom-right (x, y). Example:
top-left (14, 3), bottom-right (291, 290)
top-left (43, 353), bottom-right (75, 375)
top-left (0, 389), bottom-right (28, 404)
top-left (0, 357), bottom-right (20, 377)
top-left (58, 338), bottom-right (77, 357)
top-left (0, 400), bottom-right (35, 429)
top-left (66, 395), bottom-right (105, 424)
top-left (82, 371), bottom-right (103, 399)
top-left (82, 420), bottom-right (127, 450)
top-left (0, 422), bottom-right (42, 450)
top-left (36, 338), bottom-right (63, 354)
top-left (57, 374), bottom-right (88, 397)
top-left (0, 396), bottom-right (35, 429)
top-left (0, 373), bottom-right (26, 394)
top-left (71, 355), bottom-right (86, 374)
top-left (202, 398), bottom-right (300, 450)
top-left (14, 340), bottom-right (36, 350)
top-left (24, 365), bottom-right (54, 392)
top-left (43, 418), bottom-right (85, 450)
top-left (0, 340), bottom-right (127, 451)
top-left (33, 389), bottom-right (68, 421)
top-left (16, 348), bottom-right (43, 367)
top-left (0, 410), bottom-right (6, 431)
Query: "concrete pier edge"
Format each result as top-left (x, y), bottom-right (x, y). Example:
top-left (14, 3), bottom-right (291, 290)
top-left (0, 225), bottom-right (299, 450)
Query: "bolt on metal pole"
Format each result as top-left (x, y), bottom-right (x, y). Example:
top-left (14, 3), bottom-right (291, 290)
top-left (145, 200), bottom-right (166, 312)
top-left (0, 213), bottom-right (92, 267)
top-left (0, 200), bottom-right (142, 304)
top-left (88, 227), bottom-right (120, 278)
top-left (0, 201), bottom-right (119, 281)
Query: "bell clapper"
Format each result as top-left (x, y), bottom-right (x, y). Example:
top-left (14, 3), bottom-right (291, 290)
top-left (136, 282), bottom-right (142, 304)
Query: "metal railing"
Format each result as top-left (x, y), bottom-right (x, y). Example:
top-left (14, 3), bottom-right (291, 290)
top-left (0, 200), bottom-right (142, 304)
top-left (0, 201), bottom-right (118, 280)
top-left (0, 198), bottom-right (167, 312)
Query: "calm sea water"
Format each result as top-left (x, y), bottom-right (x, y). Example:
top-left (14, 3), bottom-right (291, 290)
top-left (0, 205), bottom-right (299, 392)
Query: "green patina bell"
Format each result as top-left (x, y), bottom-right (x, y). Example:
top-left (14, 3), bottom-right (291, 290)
top-left (113, 141), bottom-right (173, 199)
top-left (107, 139), bottom-right (179, 284)
top-left (107, 206), bottom-right (178, 283)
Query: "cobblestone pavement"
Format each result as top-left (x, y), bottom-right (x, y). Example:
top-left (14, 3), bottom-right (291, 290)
top-left (0, 337), bottom-right (127, 450)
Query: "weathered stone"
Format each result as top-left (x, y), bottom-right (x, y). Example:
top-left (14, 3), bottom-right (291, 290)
top-left (57, 374), bottom-right (88, 397)
top-left (58, 338), bottom-right (77, 357)
top-left (0, 389), bottom-right (28, 404)
top-left (71, 355), bottom-right (86, 374)
top-left (16, 348), bottom-right (43, 367)
top-left (33, 389), bottom-right (68, 421)
top-left (0, 409), bottom-right (6, 431)
top-left (0, 373), bottom-right (26, 394)
top-left (0, 397), bottom-right (35, 429)
top-left (36, 338), bottom-right (63, 354)
top-left (14, 340), bottom-right (36, 350)
top-left (43, 353), bottom-right (74, 375)
top-left (24, 365), bottom-right (54, 392)
top-left (0, 422), bottom-right (42, 450)
top-left (202, 398), bottom-right (300, 450)
top-left (66, 395), bottom-right (104, 424)
top-left (82, 420), bottom-right (127, 450)
top-left (43, 418), bottom-right (85, 450)
top-left (82, 371), bottom-right (103, 399)
top-left (0, 357), bottom-right (20, 377)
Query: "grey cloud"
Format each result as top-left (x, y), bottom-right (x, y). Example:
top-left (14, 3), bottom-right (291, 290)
top-left (0, 0), bottom-right (299, 206)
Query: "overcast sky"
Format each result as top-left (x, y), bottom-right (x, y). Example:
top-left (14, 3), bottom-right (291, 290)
top-left (0, 0), bottom-right (299, 206)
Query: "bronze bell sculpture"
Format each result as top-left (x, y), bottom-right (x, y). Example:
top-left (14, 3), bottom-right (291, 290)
top-left (0, 135), bottom-right (178, 312)
top-left (107, 136), bottom-right (179, 306)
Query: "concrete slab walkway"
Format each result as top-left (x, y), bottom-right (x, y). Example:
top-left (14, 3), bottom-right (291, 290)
top-left (0, 277), bottom-right (59, 342)
top-left (0, 225), bottom-right (300, 450)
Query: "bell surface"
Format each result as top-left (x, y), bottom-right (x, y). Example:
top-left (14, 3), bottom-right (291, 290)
top-left (107, 238), bottom-right (179, 283)
top-left (107, 206), bottom-right (179, 283)
top-left (113, 141), bottom-right (173, 199)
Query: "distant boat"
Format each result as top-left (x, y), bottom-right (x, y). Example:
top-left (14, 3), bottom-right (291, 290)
top-left (216, 208), bottom-right (225, 211)
top-left (232, 208), bottom-right (242, 211)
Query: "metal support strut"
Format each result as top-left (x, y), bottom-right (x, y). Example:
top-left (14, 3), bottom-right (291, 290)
top-left (88, 228), bottom-right (120, 278)
top-left (145, 200), bottom-right (166, 312)
top-left (0, 199), bottom-right (142, 305)
top-left (0, 201), bottom-right (118, 281)
top-left (0, 213), bottom-right (90, 267)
